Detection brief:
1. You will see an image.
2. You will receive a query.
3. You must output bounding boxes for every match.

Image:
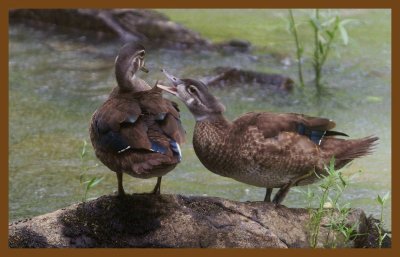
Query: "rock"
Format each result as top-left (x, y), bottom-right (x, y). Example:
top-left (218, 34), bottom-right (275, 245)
top-left (215, 39), bottom-right (252, 53)
top-left (9, 9), bottom-right (212, 50)
top-left (204, 66), bottom-right (294, 92)
top-left (353, 215), bottom-right (392, 248)
top-left (8, 194), bottom-right (388, 248)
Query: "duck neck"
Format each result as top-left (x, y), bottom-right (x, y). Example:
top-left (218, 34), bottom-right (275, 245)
top-left (130, 75), bottom-right (151, 92)
top-left (116, 70), bottom-right (151, 93)
top-left (194, 112), bottom-right (228, 123)
top-left (194, 113), bottom-right (230, 148)
top-left (193, 113), bottom-right (231, 172)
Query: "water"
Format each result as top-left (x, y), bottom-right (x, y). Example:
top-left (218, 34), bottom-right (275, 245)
top-left (9, 18), bottom-right (391, 229)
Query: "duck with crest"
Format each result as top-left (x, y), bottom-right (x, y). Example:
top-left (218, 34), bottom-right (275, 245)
top-left (157, 70), bottom-right (378, 205)
top-left (89, 43), bottom-right (185, 196)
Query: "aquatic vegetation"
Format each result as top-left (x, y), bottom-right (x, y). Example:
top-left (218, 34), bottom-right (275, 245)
top-left (79, 140), bottom-right (103, 202)
top-left (376, 192), bottom-right (390, 248)
top-left (288, 9), bottom-right (355, 98)
top-left (306, 158), bottom-right (350, 248)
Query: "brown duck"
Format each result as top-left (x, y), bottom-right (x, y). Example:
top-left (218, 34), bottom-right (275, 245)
top-left (158, 70), bottom-right (378, 204)
top-left (89, 43), bottom-right (185, 196)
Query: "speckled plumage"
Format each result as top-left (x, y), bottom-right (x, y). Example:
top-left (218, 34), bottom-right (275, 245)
top-left (89, 43), bottom-right (185, 195)
top-left (158, 74), bottom-right (378, 204)
top-left (193, 113), bottom-right (377, 189)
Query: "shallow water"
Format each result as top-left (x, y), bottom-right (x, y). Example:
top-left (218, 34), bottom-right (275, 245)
top-left (9, 12), bottom-right (391, 229)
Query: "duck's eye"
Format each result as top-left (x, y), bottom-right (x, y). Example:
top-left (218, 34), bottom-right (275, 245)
top-left (188, 85), bottom-right (197, 94)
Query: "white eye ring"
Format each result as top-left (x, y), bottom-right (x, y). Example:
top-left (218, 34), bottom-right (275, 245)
top-left (188, 85), bottom-right (196, 94)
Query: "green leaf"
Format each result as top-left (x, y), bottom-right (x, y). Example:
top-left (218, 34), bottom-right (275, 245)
top-left (382, 192), bottom-right (390, 202)
top-left (326, 30), bottom-right (334, 39)
top-left (81, 140), bottom-right (87, 159)
top-left (329, 157), bottom-right (336, 172)
top-left (319, 41), bottom-right (324, 54)
top-left (321, 17), bottom-right (336, 27)
top-left (377, 194), bottom-right (384, 205)
top-left (309, 18), bottom-right (319, 30)
top-left (339, 174), bottom-right (347, 187)
top-left (339, 24), bottom-right (349, 45)
top-left (86, 176), bottom-right (104, 190)
top-left (376, 192), bottom-right (390, 206)
top-left (318, 33), bottom-right (327, 44)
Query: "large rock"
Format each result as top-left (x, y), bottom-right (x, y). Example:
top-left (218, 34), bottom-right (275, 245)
top-left (9, 9), bottom-right (254, 52)
top-left (204, 66), bottom-right (294, 92)
top-left (9, 9), bottom-right (211, 49)
top-left (8, 194), bottom-right (388, 248)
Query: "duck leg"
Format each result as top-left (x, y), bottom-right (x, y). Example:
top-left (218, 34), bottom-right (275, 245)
top-left (272, 171), bottom-right (314, 205)
top-left (264, 188), bottom-right (273, 202)
top-left (117, 172), bottom-right (125, 196)
top-left (272, 183), bottom-right (293, 205)
top-left (151, 177), bottom-right (162, 195)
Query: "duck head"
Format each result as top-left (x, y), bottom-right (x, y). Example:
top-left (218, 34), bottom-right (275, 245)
top-left (115, 42), bottom-right (149, 91)
top-left (158, 69), bottom-right (225, 121)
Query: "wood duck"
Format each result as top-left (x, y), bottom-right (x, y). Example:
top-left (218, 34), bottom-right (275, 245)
top-left (157, 70), bottom-right (378, 205)
top-left (89, 43), bottom-right (185, 196)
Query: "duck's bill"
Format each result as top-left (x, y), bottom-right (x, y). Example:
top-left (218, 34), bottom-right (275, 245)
top-left (162, 69), bottom-right (183, 86)
top-left (140, 66), bottom-right (149, 73)
top-left (157, 84), bottom-right (178, 96)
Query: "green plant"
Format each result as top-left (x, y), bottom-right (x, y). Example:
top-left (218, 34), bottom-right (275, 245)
top-left (294, 165), bottom-right (367, 248)
top-left (308, 157), bottom-right (349, 248)
top-left (288, 9), bottom-right (305, 88)
top-left (376, 192), bottom-right (390, 248)
top-left (323, 202), bottom-right (363, 248)
top-left (81, 176), bottom-right (104, 202)
top-left (79, 139), bottom-right (103, 202)
top-left (288, 9), bottom-right (355, 98)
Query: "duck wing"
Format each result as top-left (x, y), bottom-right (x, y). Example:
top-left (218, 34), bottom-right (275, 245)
top-left (92, 97), bottom-right (151, 153)
top-left (138, 86), bottom-right (186, 145)
top-left (232, 112), bottom-right (347, 145)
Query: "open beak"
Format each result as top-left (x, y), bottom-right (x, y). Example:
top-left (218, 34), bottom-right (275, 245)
top-left (156, 69), bottom-right (182, 96)
top-left (157, 83), bottom-right (178, 96)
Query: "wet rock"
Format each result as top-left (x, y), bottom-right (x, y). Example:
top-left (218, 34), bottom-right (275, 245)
top-left (353, 215), bottom-right (392, 248)
top-left (9, 9), bottom-right (212, 50)
top-left (215, 39), bottom-right (252, 53)
top-left (205, 66), bottom-right (294, 92)
top-left (8, 194), bottom-right (387, 248)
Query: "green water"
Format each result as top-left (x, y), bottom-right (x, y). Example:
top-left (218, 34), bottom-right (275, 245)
top-left (9, 10), bottom-right (391, 229)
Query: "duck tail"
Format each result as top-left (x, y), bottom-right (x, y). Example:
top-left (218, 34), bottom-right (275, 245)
top-left (322, 136), bottom-right (379, 169)
top-left (337, 136), bottom-right (379, 168)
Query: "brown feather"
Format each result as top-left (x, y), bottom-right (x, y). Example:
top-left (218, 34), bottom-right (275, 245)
top-left (90, 86), bottom-right (185, 179)
top-left (231, 112), bottom-right (336, 139)
top-left (192, 113), bottom-right (378, 197)
top-left (157, 74), bottom-right (378, 204)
